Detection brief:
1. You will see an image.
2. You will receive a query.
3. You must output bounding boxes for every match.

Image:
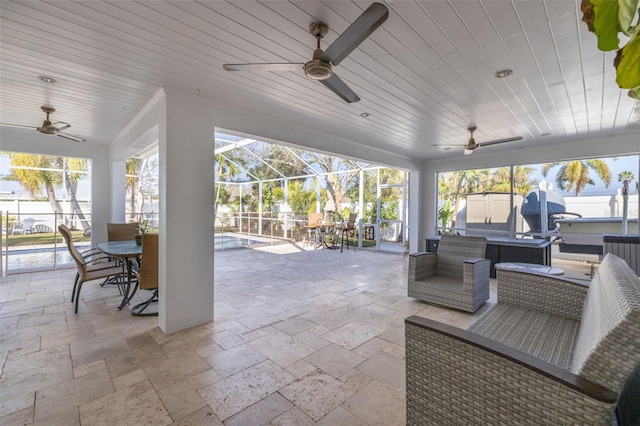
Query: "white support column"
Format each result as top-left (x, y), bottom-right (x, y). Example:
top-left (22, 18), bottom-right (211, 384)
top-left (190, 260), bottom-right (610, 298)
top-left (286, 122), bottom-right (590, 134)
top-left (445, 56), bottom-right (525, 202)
top-left (258, 182), bottom-right (263, 235)
top-left (159, 92), bottom-right (214, 334)
top-left (358, 169), bottom-right (364, 248)
top-left (90, 145), bottom-right (112, 247)
top-left (111, 159), bottom-right (127, 223)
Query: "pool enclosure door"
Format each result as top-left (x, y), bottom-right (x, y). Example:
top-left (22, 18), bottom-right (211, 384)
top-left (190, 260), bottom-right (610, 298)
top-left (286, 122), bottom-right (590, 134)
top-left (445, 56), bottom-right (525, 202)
top-left (376, 173), bottom-right (407, 250)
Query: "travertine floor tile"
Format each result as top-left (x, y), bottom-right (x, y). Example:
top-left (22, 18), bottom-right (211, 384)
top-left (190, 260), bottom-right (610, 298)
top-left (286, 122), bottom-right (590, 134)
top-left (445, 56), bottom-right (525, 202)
top-left (303, 344), bottom-right (366, 378)
top-left (186, 368), bottom-right (223, 390)
top-left (69, 332), bottom-right (130, 367)
top-left (31, 406), bottom-right (80, 426)
top-left (170, 406), bottom-right (223, 426)
top-left (143, 350), bottom-right (210, 391)
top-left (321, 320), bottom-right (387, 350)
top-left (79, 380), bottom-right (172, 426)
top-left (112, 368), bottom-right (148, 390)
top-left (157, 379), bottom-right (207, 421)
top-left (342, 380), bottom-right (406, 425)
top-left (249, 330), bottom-right (316, 367)
top-left (315, 406), bottom-right (367, 426)
top-left (0, 359), bottom-right (73, 402)
top-left (268, 405), bottom-right (315, 425)
top-left (202, 343), bottom-right (266, 378)
top-left (34, 369), bottom-right (114, 420)
top-left (199, 360), bottom-right (294, 421)
top-left (279, 370), bottom-right (356, 421)
top-left (0, 392), bottom-right (34, 418)
top-left (356, 351), bottom-right (405, 391)
top-left (224, 392), bottom-right (292, 426)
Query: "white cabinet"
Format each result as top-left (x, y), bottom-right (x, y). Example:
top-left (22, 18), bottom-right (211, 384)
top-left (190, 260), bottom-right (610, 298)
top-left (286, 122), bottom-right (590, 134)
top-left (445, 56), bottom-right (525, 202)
top-left (465, 193), bottom-right (523, 236)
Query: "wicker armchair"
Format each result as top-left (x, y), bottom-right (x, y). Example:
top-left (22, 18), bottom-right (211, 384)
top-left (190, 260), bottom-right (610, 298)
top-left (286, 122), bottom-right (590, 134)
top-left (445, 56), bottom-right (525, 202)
top-left (408, 234), bottom-right (489, 312)
top-left (405, 253), bottom-right (640, 425)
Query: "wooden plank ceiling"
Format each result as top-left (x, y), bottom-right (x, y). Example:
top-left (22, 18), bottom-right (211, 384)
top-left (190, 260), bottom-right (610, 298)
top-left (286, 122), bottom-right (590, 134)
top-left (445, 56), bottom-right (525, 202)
top-left (0, 0), bottom-right (637, 159)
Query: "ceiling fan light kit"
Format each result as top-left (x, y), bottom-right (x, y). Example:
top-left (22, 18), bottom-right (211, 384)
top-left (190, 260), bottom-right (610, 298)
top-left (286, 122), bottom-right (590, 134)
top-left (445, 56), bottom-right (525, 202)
top-left (222, 3), bottom-right (389, 103)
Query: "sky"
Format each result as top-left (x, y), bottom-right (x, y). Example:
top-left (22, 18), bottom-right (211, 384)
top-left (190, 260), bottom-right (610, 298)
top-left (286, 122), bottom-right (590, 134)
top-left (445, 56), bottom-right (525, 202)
top-left (527, 155), bottom-right (639, 196)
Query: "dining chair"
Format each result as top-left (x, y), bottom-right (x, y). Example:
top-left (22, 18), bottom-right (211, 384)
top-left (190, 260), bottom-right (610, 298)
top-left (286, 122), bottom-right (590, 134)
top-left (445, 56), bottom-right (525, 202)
top-left (58, 224), bottom-right (127, 313)
top-left (107, 222), bottom-right (139, 241)
top-left (304, 213), bottom-right (324, 246)
top-left (103, 222), bottom-right (139, 288)
top-left (131, 233), bottom-right (159, 316)
top-left (340, 213), bottom-right (358, 252)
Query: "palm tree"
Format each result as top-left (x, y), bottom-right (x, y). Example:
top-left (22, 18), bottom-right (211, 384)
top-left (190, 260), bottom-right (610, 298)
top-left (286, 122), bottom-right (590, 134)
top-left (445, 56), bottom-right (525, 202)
top-left (126, 158), bottom-right (144, 221)
top-left (617, 170), bottom-right (635, 183)
top-left (542, 160), bottom-right (612, 196)
top-left (7, 153), bottom-right (90, 230)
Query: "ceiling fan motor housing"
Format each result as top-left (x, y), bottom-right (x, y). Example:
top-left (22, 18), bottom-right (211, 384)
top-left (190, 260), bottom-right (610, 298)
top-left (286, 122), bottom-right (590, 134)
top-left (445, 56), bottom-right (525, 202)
top-left (304, 51), bottom-right (333, 80)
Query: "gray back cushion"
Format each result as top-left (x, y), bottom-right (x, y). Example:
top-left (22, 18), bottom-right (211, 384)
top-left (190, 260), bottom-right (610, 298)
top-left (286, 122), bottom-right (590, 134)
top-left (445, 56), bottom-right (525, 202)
top-left (436, 235), bottom-right (487, 279)
top-left (572, 254), bottom-right (640, 393)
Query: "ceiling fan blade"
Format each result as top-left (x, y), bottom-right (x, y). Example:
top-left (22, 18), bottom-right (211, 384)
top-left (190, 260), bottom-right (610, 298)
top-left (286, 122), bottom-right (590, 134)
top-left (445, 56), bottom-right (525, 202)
top-left (477, 136), bottom-right (523, 147)
top-left (57, 132), bottom-right (86, 142)
top-left (321, 3), bottom-right (389, 66)
top-left (320, 73), bottom-right (360, 103)
top-left (223, 63), bottom-right (303, 72)
top-left (49, 122), bottom-right (71, 132)
top-left (430, 144), bottom-right (466, 147)
top-left (0, 123), bottom-right (37, 130)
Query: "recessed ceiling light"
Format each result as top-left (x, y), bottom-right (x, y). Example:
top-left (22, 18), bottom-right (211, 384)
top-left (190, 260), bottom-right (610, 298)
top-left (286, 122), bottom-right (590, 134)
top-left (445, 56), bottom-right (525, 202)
top-left (495, 69), bottom-right (513, 78)
top-left (360, 112), bottom-right (370, 118)
top-left (38, 75), bottom-right (57, 84)
top-left (120, 107), bottom-right (133, 112)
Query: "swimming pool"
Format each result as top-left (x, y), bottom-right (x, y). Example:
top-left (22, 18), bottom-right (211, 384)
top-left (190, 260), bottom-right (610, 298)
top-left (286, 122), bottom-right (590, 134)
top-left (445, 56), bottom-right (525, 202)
top-left (1, 236), bottom-right (265, 273)
top-left (214, 235), bottom-right (265, 250)
top-left (2, 245), bottom-right (89, 272)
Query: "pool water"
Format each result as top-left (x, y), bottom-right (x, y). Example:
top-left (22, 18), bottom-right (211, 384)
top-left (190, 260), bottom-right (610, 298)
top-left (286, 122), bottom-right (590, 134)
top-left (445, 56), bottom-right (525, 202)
top-left (2, 245), bottom-right (90, 272)
top-left (214, 235), bottom-right (264, 250)
top-left (2, 236), bottom-right (263, 273)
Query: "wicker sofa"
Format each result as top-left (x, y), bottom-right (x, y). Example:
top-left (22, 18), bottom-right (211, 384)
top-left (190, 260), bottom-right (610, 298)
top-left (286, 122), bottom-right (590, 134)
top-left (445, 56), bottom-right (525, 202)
top-left (408, 234), bottom-right (490, 312)
top-left (405, 253), bottom-right (640, 425)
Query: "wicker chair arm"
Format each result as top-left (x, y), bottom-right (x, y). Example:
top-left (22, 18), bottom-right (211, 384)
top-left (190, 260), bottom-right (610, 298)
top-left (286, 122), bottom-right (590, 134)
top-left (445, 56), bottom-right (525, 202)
top-left (497, 269), bottom-right (589, 321)
top-left (409, 252), bottom-right (437, 280)
top-left (464, 257), bottom-right (487, 264)
top-left (405, 315), bottom-right (617, 425)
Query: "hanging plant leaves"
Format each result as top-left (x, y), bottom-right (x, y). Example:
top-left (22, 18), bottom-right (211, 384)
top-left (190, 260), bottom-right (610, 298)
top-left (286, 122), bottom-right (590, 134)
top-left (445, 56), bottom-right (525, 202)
top-left (581, 0), bottom-right (620, 51)
top-left (614, 30), bottom-right (640, 90)
top-left (618, 0), bottom-right (639, 35)
top-left (628, 85), bottom-right (640, 99)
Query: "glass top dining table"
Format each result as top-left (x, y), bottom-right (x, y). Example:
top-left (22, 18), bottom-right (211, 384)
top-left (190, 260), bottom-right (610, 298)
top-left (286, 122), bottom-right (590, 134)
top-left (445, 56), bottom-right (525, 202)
top-left (97, 240), bottom-right (142, 310)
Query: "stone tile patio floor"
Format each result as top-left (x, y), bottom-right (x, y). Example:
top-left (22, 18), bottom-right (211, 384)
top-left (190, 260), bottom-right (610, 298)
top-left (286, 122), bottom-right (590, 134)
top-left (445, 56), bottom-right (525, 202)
top-left (0, 243), bottom-right (592, 425)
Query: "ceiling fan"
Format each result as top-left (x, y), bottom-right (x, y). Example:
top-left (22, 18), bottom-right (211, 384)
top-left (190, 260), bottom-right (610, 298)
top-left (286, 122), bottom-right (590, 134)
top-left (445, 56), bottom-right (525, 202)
top-left (0, 106), bottom-right (85, 142)
top-left (222, 3), bottom-right (389, 103)
top-left (433, 125), bottom-right (522, 155)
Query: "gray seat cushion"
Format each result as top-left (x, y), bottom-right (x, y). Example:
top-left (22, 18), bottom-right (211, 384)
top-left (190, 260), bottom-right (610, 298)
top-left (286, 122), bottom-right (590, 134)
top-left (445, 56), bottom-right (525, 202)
top-left (468, 304), bottom-right (580, 370)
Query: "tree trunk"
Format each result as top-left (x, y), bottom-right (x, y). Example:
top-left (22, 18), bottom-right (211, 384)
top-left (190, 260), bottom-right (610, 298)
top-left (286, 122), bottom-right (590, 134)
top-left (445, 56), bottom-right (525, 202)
top-left (45, 183), bottom-right (65, 225)
top-left (129, 181), bottom-right (137, 221)
top-left (64, 176), bottom-right (90, 231)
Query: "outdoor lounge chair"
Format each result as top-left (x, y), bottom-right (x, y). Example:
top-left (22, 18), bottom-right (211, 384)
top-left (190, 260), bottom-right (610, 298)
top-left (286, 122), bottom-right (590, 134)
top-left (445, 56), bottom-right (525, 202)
top-left (408, 234), bottom-right (489, 312)
top-left (405, 253), bottom-right (640, 425)
top-left (59, 224), bottom-right (126, 313)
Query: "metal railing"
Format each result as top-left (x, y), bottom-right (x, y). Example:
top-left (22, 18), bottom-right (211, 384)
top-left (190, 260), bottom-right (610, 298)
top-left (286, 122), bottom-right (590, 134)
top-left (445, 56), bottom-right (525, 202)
top-left (1, 211), bottom-right (92, 276)
top-left (1, 211), bottom-right (159, 276)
